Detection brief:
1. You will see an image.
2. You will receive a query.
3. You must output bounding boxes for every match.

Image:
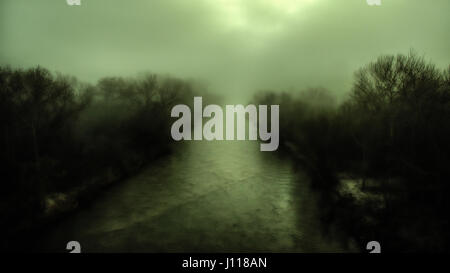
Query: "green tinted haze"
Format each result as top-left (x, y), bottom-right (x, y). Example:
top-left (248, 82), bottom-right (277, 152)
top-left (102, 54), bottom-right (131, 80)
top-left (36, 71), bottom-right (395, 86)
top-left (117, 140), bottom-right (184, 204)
top-left (1, 0), bottom-right (449, 102)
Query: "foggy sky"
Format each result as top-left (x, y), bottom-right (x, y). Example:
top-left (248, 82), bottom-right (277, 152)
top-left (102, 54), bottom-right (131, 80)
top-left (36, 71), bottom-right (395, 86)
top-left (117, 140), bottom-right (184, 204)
top-left (1, 0), bottom-right (449, 102)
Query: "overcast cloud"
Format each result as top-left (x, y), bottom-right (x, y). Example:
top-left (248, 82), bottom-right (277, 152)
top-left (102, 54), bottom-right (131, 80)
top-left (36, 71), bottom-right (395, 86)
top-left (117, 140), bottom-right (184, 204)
top-left (1, 0), bottom-right (449, 102)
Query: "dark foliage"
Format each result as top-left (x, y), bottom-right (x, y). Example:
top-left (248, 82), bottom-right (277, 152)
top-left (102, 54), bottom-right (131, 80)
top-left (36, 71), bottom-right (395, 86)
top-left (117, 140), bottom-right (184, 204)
top-left (0, 66), bottom-right (193, 249)
top-left (255, 51), bottom-right (450, 252)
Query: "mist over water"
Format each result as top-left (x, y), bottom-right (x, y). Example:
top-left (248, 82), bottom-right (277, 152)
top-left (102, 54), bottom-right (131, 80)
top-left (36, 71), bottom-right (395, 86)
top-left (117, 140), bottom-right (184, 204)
top-left (1, 0), bottom-right (449, 253)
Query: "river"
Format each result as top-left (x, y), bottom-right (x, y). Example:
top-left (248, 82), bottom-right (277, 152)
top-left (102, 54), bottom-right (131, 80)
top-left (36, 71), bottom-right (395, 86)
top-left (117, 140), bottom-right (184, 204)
top-left (36, 141), bottom-right (352, 252)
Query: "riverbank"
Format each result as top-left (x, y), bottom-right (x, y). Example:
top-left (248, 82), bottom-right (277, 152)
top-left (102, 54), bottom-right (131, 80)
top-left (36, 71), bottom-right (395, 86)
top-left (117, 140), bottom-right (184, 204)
top-left (0, 66), bottom-right (195, 251)
top-left (3, 147), bottom-right (176, 252)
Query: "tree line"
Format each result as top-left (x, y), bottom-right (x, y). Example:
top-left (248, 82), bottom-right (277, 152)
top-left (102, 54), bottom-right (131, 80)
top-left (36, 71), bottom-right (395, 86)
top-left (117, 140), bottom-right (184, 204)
top-left (0, 66), bottom-right (195, 249)
top-left (254, 51), bottom-right (450, 252)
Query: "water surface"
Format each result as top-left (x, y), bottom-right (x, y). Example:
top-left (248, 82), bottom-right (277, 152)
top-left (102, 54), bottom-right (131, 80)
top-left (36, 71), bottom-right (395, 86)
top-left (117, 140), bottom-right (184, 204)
top-left (38, 141), bottom-right (350, 252)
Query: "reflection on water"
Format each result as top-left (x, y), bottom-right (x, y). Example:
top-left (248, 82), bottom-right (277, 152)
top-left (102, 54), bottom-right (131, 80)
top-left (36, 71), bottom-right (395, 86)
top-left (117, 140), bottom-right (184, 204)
top-left (38, 141), bottom-right (351, 252)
